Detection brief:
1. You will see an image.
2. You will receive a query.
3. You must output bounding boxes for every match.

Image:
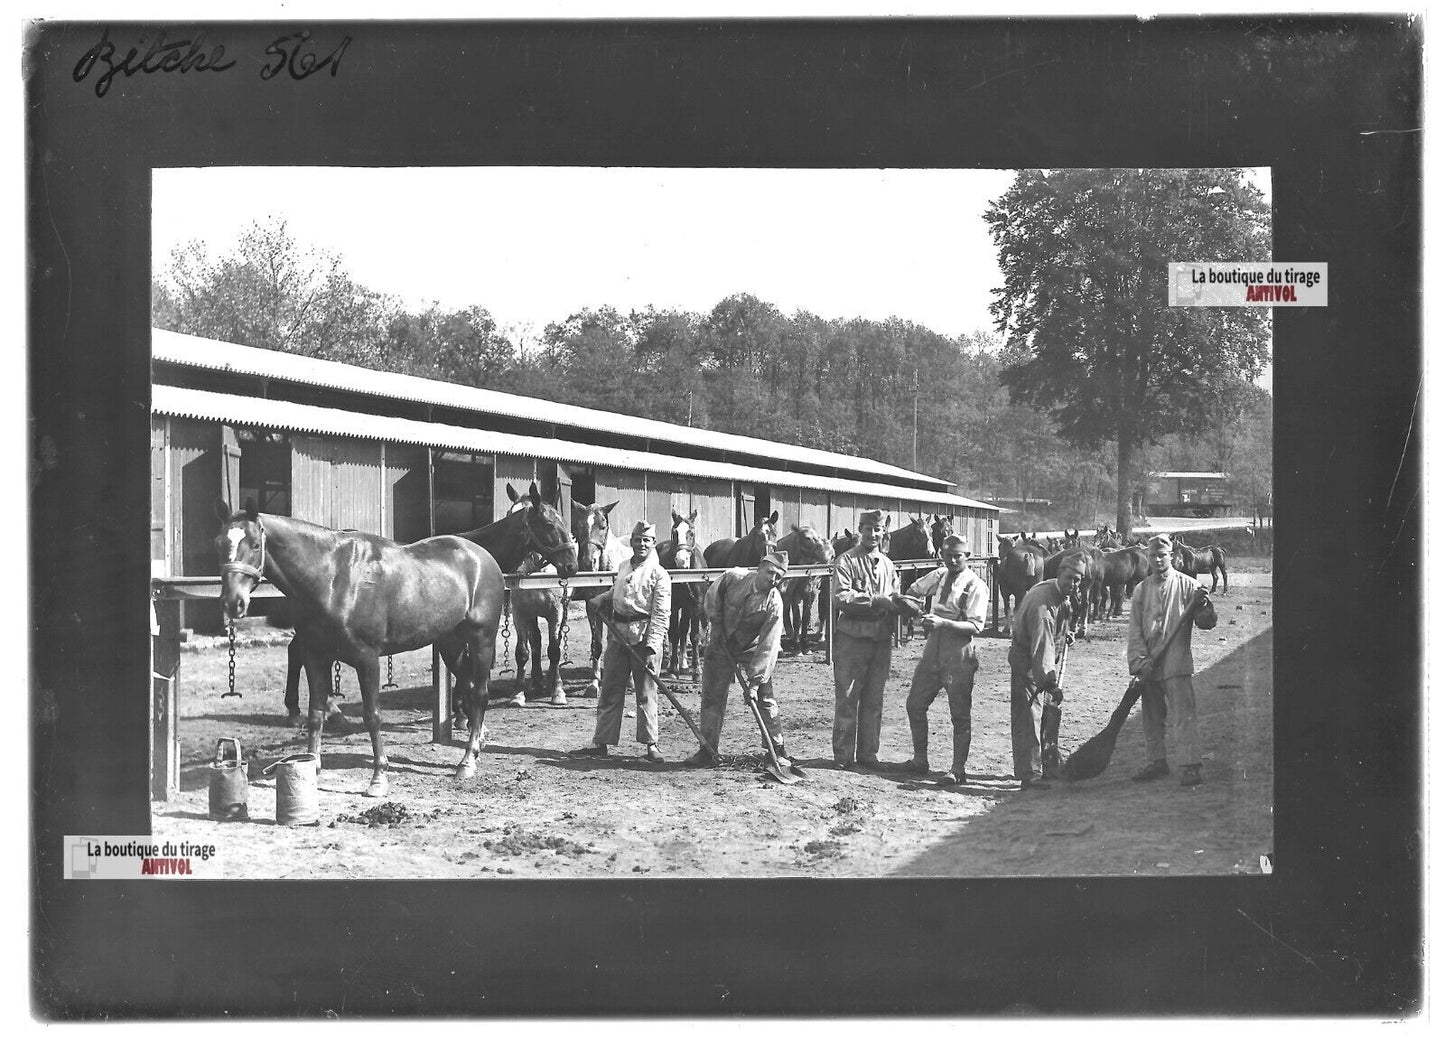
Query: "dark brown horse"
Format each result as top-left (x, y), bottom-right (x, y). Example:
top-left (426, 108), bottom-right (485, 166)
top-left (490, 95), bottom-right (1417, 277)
top-left (1172, 539), bottom-right (1229, 593)
top-left (889, 515), bottom-right (935, 636)
top-left (704, 509), bottom-right (780, 568)
top-left (509, 551), bottom-right (568, 706)
top-left (776, 524), bottom-right (834, 650)
top-left (458, 482), bottom-right (579, 715)
top-left (928, 514), bottom-right (954, 555)
top-left (1100, 544), bottom-right (1150, 617)
top-left (659, 509), bottom-right (706, 678)
top-left (571, 500), bottom-right (632, 697)
top-left (996, 533), bottom-right (1048, 636)
top-left (214, 497), bottom-right (506, 793)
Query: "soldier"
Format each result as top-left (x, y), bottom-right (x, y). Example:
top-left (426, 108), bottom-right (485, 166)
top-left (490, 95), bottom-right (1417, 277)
top-left (1009, 551), bottom-right (1087, 788)
top-left (572, 520), bottom-right (671, 763)
top-left (1128, 532), bottom-right (1218, 786)
top-left (900, 534), bottom-right (989, 784)
top-left (684, 551), bottom-right (789, 767)
top-left (830, 509), bottom-right (902, 770)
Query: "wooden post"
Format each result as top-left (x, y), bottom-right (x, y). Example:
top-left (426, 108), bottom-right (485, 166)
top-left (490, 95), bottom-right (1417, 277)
top-left (427, 446), bottom-right (451, 744)
top-left (151, 595), bottom-right (181, 801)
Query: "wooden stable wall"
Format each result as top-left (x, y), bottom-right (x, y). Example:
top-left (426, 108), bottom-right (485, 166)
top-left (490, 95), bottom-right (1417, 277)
top-left (291, 435), bottom-right (384, 534)
top-left (493, 454), bottom-right (536, 519)
top-left (687, 476), bottom-right (733, 546)
top-left (594, 467), bottom-right (648, 531)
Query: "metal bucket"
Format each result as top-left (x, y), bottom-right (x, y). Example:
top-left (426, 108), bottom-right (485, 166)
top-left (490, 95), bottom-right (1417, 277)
top-left (264, 753), bottom-right (320, 826)
top-left (208, 737), bottom-right (250, 822)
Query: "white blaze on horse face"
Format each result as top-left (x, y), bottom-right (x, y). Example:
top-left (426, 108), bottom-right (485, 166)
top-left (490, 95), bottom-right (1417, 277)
top-left (224, 526), bottom-right (245, 562)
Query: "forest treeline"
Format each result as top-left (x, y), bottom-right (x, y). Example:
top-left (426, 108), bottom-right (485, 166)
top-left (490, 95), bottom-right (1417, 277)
top-left (153, 215), bottom-right (1272, 529)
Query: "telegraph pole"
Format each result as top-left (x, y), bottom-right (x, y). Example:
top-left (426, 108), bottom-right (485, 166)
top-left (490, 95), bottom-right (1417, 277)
top-left (911, 369), bottom-right (920, 471)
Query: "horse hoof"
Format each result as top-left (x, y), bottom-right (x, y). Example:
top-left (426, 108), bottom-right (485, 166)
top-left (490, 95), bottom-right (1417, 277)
top-left (364, 777), bottom-right (388, 798)
top-left (506, 694), bottom-right (527, 708)
top-left (286, 711), bottom-right (304, 729)
top-left (550, 692), bottom-right (567, 706)
top-left (454, 761), bottom-right (476, 780)
top-left (582, 687), bottom-right (599, 699)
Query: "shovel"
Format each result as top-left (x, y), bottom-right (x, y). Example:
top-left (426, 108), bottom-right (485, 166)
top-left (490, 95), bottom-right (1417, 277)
top-left (598, 612), bottom-right (719, 763)
top-left (717, 632), bottom-right (808, 783)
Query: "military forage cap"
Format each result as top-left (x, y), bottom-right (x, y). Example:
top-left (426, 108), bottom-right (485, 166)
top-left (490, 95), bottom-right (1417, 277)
top-left (858, 509), bottom-right (886, 528)
top-left (631, 521), bottom-right (657, 539)
top-left (761, 550), bottom-right (790, 574)
top-left (1147, 533), bottom-right (1173, 548)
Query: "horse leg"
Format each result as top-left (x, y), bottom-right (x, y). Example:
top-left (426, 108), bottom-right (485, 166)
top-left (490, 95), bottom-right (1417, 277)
top-left (353, 653), bottom-right (388, 798)
top-left (802, 585), bottom-right (816, 648)
top-left (284, 638), bottom-right (304, 727)
top-left (455, 633), bottom-right (495, 780)
top-left (506, 618), bottom-right (529, 708)
top-left (299, 647), bottom-right (332, 772)
top-left (547, 612), bottom-right (566, 705)
top-left (528, 622), bottom-right (545, 699)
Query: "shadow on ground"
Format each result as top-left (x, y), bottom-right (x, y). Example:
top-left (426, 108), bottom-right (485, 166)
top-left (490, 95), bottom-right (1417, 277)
top-left (893, 629), bottom-right (1273, 877)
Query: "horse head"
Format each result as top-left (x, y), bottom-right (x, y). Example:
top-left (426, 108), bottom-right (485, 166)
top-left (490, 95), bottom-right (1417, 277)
top-left (785, 524), bottom-right (834, 565)
top-left (929, 514), bottom-right (954, 555)
top-left (1061, 528), bottom-right (1082, 550)
top-left (668, 508), bottom-right (702, 568)
top-left (213, 496), bottom-right (266, 622)
top-left (751, 510), bottom-right (780, 554)
top-left (832, 529), bottom-right (858, 556)
top-left (506, 481), bottom-right (579, 577)
top-left (572, 500), bottom-right (620, 572)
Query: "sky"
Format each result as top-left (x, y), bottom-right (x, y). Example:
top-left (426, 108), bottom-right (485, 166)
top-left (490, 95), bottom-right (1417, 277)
top-left (153, 165), bottom-right (1272, 386)
top-left (153, 166), bottom-right (1020, 342)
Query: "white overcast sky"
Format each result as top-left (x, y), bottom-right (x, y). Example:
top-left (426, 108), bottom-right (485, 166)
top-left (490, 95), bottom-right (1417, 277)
top-left (153, 166), bottom-right (1271, 351)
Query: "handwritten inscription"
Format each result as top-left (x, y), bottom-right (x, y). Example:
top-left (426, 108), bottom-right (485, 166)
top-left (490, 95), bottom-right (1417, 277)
top-left (72, 29), bottom-right (235, 98)
top-left (261, 31), bottom-right (351, 81)
top-left (72, 29), bottom-right (350, 97)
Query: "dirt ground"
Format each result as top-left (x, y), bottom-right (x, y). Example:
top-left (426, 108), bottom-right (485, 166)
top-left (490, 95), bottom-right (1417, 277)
top-left (153, 562), bottom-right (1273, 879)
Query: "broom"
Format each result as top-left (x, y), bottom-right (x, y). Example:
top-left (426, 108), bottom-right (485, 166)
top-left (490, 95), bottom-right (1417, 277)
top-left (1060, 595), bottom-right (1206, 782)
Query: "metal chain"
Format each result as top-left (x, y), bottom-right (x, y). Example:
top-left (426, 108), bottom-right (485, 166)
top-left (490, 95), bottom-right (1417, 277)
top-left (382, 654), bottom-right (397, 690)
top-left (334, 659), bottom-right (342, 698)
top-left (498, 589), bottom-right (513, 674)
top-left (558, 573), bottom-right (571, 665)
top-left (222, 622), bottom-right (241, 698)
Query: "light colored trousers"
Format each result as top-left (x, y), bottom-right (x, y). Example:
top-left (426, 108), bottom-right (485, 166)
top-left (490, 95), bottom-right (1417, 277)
top-left (906, 631), bottom-right (978, 775)
top-left (1140, 675), bottom-right (1200, 767)
top-left (698, 648), bottom-right (780, 753)
top-left (832, 633), bottom-right (891, 764)
top-left (592, 637), bottom-right (659, 747)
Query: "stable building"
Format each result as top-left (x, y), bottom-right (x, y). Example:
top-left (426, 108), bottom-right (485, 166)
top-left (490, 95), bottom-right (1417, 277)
top-left (151, 328), bottom-right (998, 626)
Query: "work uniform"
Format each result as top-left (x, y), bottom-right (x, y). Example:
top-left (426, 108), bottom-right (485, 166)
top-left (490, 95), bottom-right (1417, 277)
top-left (1127, 566), bottom-right (1218, 769)
top-left (592, 549), bottom-right (671, 747)
top-left (831, 545), bottom-right (900, 766)
top-left (699, 568), bottom-right (785, 752)
top-left (904, 564), bottom-right (989, 776)
top-left (1008, 580), bottom-right (1070, 781)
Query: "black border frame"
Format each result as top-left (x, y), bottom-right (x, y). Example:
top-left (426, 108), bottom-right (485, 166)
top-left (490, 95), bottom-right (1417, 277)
top-left (27, 17), bottom-right (1421, 1016)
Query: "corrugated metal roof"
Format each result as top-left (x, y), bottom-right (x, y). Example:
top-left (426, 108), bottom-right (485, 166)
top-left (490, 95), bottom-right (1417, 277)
top-left (152, 328), bottom-right (952, 489)
top-left (1152, 472), bottom-right (1229, 480)
top-left (154, 385), bottom-right (998, 513)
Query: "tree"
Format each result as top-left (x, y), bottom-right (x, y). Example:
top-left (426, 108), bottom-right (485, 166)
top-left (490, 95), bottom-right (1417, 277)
top-left (986, 168), bottom-right (1271, 534)
top-left (156, 216), bottom-right (394, 366)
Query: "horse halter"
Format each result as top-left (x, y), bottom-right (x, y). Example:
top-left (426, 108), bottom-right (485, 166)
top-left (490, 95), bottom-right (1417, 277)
top-left (522, 511), bottom-right (577, 566)
top-left (222, 518), bottom-right (267, 585)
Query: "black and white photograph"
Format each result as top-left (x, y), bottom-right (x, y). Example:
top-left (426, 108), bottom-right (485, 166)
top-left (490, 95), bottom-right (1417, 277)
top-left (27, 14), bottom-right (1421, 1017)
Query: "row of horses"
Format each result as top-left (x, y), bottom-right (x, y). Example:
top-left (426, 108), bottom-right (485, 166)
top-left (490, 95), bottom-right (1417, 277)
top-left (213, 486), bottom-right (965, 796)
top-left (995, 525), bottom-right (1229, 639)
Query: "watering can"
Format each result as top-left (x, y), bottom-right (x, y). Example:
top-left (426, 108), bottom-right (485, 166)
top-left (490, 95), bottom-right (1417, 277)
top-left (208, 737), bottom-right (250, 822)
top-left (263, 753), bottom-right (320, 826)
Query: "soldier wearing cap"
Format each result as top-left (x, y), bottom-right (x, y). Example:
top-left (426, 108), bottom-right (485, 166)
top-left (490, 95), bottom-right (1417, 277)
top-left (1009, 550), bottom-right (1088, 787)
top-left (1128, 532), bottom-right (1217, 786)
top-left (899, 534), bottom-right (989, 784)
top-left (573, 520), bottom-right (672, 762)
top-left (684, 551), bottom-right (790, 767)
top-left (830, 508), bottom-right (903, 770)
